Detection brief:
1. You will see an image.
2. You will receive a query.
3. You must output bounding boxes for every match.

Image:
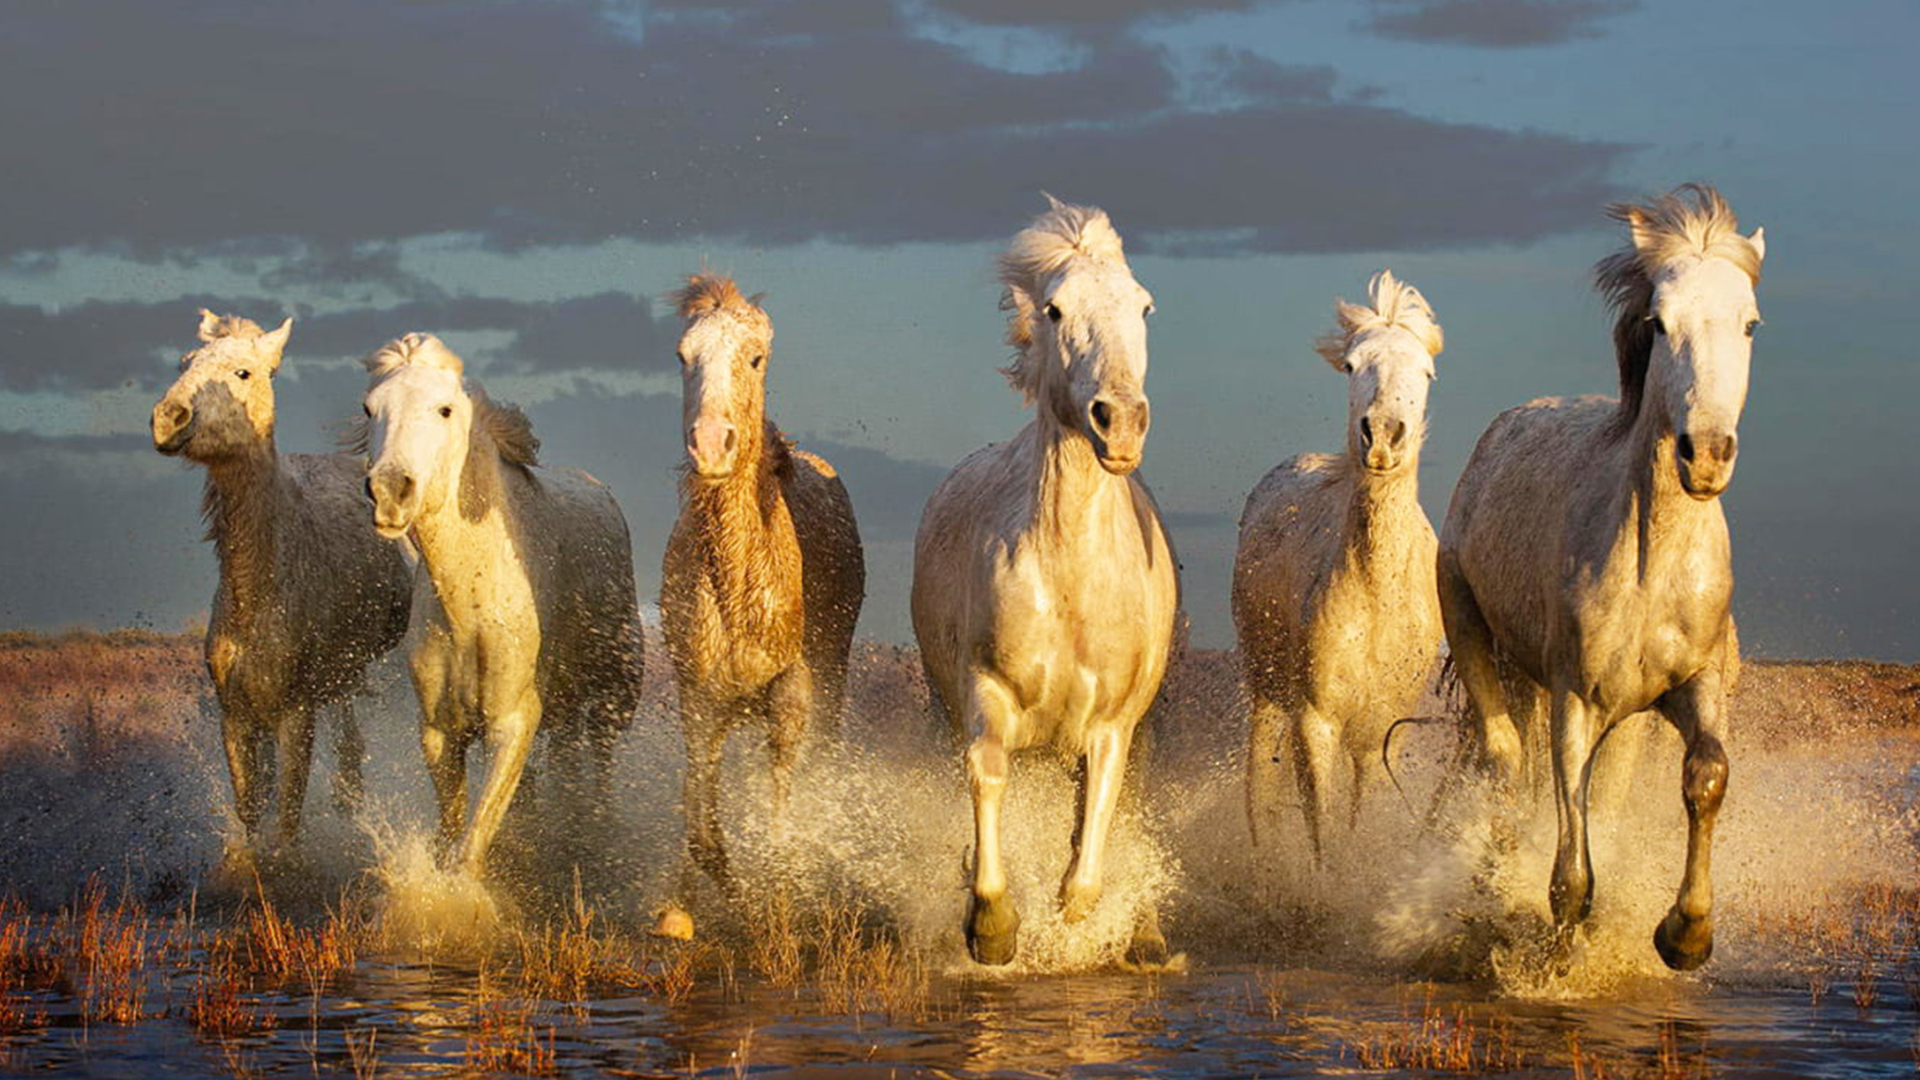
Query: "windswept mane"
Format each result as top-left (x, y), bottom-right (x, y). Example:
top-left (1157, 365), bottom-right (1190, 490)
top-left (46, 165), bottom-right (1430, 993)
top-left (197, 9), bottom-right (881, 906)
top-left (342, 333), bottom-right (539, 467)
top-left (671, 273), bottom-right (771, 333)
top-left (998, 197), bottom-right (1130, 402)
top-left (1314, 270), bottom-right (1444, 367)
top-left (1595, 183), bottom-right (1763, 423)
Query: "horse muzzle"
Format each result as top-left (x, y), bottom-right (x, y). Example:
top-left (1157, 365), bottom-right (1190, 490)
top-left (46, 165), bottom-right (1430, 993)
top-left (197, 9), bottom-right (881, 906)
top-left (367, 468), bottom-right (420, 538)
top-left (1086, 394), bottom-right (1148, 475)
top-left (1677, 430), bottom-right (1738, 500)
top-left (685, 417), bottom-right (738, 480)
top-left (151, 402), bottom-right (193, 456)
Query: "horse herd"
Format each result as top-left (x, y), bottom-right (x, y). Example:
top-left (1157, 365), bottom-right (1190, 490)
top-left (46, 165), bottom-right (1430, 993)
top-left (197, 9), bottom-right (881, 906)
top-left (148, 184), bottom-right (1764, 972)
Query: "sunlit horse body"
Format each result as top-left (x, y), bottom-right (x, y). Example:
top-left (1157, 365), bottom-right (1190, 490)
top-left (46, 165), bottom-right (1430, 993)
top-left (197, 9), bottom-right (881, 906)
top-left (1233, 272), bottom-right (1443, 863)
top-left (912, 197), bottom-right (1179, 966)
top-left (152, 311), bottom-right (411, 863)
top-left (358, 334), bottom-right (642, 876)
top-left (1438, 185), bottom-right (1763, 969)
top-left (654, 275), bottom-right (865, 939)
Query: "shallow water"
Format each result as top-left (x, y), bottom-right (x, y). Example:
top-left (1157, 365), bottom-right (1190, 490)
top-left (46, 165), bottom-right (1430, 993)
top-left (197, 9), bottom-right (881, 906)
top-left (2, 641), bottom-right (1918, 1077)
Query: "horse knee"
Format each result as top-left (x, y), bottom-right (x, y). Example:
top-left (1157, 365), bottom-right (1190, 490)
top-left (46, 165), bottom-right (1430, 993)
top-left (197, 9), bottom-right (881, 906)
top-left (967, 737), bottom-right (1008, 797)
top-left (1682, 740), bottom-right (1728, 816)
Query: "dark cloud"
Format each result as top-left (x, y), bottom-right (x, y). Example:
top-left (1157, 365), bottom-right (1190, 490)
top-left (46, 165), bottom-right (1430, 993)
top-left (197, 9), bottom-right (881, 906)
top-left (920, 0), bottom-right (1261, 28)
top-left (1362, 0), bottom-right (1638, 47)
top-left (0, 0), bottom-right (1627, 260)
top-left (0, 293), bottom-right (678, 392)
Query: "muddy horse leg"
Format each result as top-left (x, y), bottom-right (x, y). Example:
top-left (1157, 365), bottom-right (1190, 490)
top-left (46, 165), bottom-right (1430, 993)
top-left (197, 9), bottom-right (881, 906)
top-left (270, 705), bottom-right (317, 852)
top-left (1547, 690), bottom-right (1598, 934)
top-left (1652, 664), bottom-right (1729, 970)
top-left (332, 699), bottom-right (366, 819)
top-left (222, 705), bottom-right (268, 848)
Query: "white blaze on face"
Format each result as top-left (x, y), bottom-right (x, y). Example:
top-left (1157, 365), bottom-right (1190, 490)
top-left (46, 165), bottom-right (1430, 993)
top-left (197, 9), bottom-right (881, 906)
top-left (1650, 244), bottom-right (1763, 499)
top-left (364, 365), bottom-right (470, 536)
top-left (677, 311), bottom-right (766, 479)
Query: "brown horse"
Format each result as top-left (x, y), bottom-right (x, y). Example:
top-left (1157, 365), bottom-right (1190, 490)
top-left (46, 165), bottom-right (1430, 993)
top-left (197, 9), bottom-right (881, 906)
top-left (1438, 185), bottom-right (1764, 970)
top-left (654, 276), bottom-right (865, 940)
top-left (152, 311), bottom-right (411, 867)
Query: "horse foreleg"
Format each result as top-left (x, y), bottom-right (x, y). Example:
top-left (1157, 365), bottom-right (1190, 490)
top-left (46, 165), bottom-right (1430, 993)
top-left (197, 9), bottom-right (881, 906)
top-left (964, 674), bottom-right (1020, 965)
top-left (222, 707), bottom-right (268, 847)
top-left (766, 665), bottom-right (814, 851)
top-left (1245, 698), bottom-right (1287, 848)
top-left (1062, 724), bottom-right (1129, 923)
top-left (682, 707), bottom-right (735, 900)
top-left (1288, 705), bottom-right (1338, 869)
top-left (421, 720), bottom-right (468, 864)
top-left (1548, 691), bottom-right (1597, 933)
top-left (331, 700), bottom-right (366, 819)
top-left (1652, 667), bottom-right (1729, 971)
top-left (457, 690), bottom-right (540, 876)
top-left (270, 706), bottom-right (317, 852)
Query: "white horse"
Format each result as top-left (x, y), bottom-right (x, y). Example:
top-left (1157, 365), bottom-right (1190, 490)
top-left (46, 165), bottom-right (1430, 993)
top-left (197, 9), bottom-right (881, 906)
top-left (152, 311), bottom-right (411, 865)
top-left (1438, 184), bottom-right (1763, 969)
top-left (1233, 271), bottom-right (1443, 864)
top-left (911, 197), bottom-right (1179, 966)
top-left (357, 334), bottom-right (643, 876)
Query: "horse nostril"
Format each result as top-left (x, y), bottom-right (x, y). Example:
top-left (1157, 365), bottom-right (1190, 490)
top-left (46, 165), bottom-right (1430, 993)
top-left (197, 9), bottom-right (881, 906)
top-left (397, 475), bottom-right (415, 501)
top-left (1359, 416), bottom-right (1373, 449)
top-left (1387, 418), bottom-right (1406, 448)
top-left (1677, 434), bottom-right (1696, 463)
top-left (1090, 400), bottom-right (1113, 435)
top-left (723, 427), bottom-right (737, 453)
top-left (1717, 432), bottom-right (1738, 460)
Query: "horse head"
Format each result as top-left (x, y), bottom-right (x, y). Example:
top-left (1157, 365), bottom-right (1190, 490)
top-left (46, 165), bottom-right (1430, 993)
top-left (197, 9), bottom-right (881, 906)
top-left (1317, 270), bottom-right (1441, 475)
top-left (1599, 184), bottom-right (1765, 500)
top-left (359, 333), bottom-right (473, 539)
top-left (671, 274), bottom-right (774, 481)
top-left (1000, 196), bottom-right (1156, 475)
top-left (152, 310), bottom-right (291, 460)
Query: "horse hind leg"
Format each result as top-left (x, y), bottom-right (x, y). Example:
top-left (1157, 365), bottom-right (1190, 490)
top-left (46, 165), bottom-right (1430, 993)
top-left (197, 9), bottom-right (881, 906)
top-left (331, 699), bottom-right (366, 820)
top-left (1651, 667), bottom-right (1729, 971)
top-left (1435, 554), bottom-right (1524, 806)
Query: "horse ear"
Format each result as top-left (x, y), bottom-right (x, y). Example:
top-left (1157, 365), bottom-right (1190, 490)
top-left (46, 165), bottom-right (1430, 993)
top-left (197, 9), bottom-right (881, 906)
top-left (1041, 191), bottom-right (1066, 212)
top-left (1624, 206), bottom-right (1660, 252)
top-left (259, 317), bottom-right (293, 369)
top-left (197, 309), bottom-right (222, 343)
top-left (1748, 226), bottom-right (1766, 262)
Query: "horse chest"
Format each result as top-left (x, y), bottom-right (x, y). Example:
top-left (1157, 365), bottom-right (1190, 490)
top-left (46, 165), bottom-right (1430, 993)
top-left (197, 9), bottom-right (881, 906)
top-left (1567, 554), bottom-right (1730, 715)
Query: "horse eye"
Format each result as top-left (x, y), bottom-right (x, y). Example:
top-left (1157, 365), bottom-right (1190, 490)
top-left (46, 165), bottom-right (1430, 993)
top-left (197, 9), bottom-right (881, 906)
top-left (236, 369), bottom-right (250, 380)
top-left (439, 405), bottom-right (453, 418)
top-left (1745, 319), bottom-right (1761, 338)
top-left (676, 351), bottom-right (689, 367)
top-left (751, 354), bottom-right (764, 369)
top-left (1045, 302), bottom-right (1062, 323)
top-left (1143, 303), bottom-right (1155, 318)
top-left (362, 404), bottom-right (371, 417)
top-left (1649, 317), bottom-right (1666, 337)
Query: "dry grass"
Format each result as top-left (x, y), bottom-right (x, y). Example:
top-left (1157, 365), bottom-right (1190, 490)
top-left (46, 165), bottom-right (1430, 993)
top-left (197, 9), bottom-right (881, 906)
top-left (465, 970), bottom-right (558, 1076)
top-left (1343, 990), bottom-right (1523, 1073)
top-left (185, 941), bottom-right (274, 1039)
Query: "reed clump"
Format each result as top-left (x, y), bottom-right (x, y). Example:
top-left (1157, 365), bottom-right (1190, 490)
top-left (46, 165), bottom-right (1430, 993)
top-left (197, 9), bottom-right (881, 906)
top-left (466, 970), bottom-right (559, 1076)
top-left (1343, 990), bottom-right (1523, 1074)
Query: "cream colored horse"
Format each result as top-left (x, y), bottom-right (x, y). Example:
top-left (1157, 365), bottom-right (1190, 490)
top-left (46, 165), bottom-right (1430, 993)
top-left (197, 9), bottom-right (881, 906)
top-left (1438, 185), bottom-right (1763, 970)
top-left (912, 197), bottom-right (1179, 966)
top-left (152, 311), bottom-right (411, 863)
top-left (1233, 272), bottom-right (1443, 864)
top-left (357, 334), bottom-right (642, 876)
top-left (654, 275), bottom-right (865, 940)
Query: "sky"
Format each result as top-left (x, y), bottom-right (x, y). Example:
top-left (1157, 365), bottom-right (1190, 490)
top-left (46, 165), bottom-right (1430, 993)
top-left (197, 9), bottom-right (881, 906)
top-left (1, 0), bottom-right (1915, 659)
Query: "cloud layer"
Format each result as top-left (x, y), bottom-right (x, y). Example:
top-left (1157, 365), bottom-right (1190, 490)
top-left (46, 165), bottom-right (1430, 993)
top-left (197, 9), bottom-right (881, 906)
top-left (1, 0), bottom-right (1626, 261)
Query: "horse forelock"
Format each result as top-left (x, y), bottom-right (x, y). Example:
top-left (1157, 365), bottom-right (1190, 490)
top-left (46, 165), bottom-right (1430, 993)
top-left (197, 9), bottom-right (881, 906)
top-left (1595, 184), bottom-right (1761, 425)
top-left (198, 310), bottom-right (266, 342)
top-left (671, 274), bottom-right (771, 333)
top-left (363, 332), bottom-right (466, 384)
top-left (997, 199), bottom-right (1128, 402)
top-left (1314, 270), bottom-right (1443, 368)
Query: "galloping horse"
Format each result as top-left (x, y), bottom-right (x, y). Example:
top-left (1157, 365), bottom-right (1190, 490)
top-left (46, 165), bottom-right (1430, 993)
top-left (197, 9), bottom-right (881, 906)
top-left (654, 275), bottom-right (865, 939)
top-left (153, 311), bottom-right (411, 866)
top-left (1438, 185), bottom-right (1763, 969)
top-left (1234, 272), bottom-right (1444, 864)
top-left (357, 333), bottom-right (642, 876)
top-left (912, 197), bottom-right (1179, 966)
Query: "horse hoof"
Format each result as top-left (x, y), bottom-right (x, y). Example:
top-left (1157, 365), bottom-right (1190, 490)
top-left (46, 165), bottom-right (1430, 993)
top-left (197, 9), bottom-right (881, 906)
top-left (1124, 930), bottom-right (1169, 969)
top-left (652, 907), bottom-right (696, 941)
top-left (1653, 907), bottom-right (1713, 971)
top-left (968, 894), bottom-right (1020, 966)
top-left (1060, 881), bottom-right (1102, 924)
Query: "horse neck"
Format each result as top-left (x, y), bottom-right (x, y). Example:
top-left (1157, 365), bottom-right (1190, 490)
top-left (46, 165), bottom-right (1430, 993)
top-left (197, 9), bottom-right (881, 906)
top-left (408, 427), bottom-right (517, 628)
top-left (1615, 399), bottom-right (1725, 566)
top-left (1028, 411), bottom-right (1128, 540)
top-left (679, 422), bottom-right (800, 621)
top-left (203, 436), bottom-right (286, 627)
top-left (1342, 454), bottom-right (1425, 574)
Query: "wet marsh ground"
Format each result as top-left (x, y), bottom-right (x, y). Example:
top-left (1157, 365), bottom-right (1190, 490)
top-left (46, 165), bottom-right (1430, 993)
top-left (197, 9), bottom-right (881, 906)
top-left (0, 629), bottom-right (1917, 1076)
